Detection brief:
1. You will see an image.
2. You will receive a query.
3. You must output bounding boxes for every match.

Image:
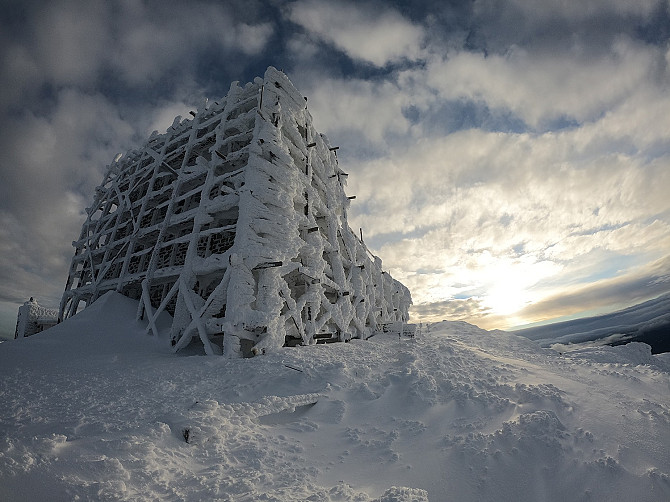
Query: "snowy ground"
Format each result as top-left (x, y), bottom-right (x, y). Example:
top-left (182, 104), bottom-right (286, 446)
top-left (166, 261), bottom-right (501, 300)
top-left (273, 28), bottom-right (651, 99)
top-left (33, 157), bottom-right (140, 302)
top-left (1, 293), bottom-right (669, 501)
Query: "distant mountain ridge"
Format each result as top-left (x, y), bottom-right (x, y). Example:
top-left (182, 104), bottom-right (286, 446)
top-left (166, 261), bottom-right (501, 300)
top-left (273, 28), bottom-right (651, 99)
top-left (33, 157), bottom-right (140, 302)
top-left (513, 293), bottom-right (670, 354)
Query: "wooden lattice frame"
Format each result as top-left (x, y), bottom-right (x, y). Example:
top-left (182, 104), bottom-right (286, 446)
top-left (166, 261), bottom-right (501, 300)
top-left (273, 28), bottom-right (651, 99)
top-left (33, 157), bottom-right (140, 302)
top-left (60, 67), bottom-right (411, 356)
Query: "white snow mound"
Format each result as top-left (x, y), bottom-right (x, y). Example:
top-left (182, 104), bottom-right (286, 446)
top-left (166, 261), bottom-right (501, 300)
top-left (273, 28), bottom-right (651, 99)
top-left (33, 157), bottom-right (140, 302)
top-left (1, 294), bottom-right (669, 501)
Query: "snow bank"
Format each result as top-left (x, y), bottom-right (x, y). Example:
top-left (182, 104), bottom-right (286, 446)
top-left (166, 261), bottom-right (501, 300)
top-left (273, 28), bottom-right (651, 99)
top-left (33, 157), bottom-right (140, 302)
top-left (1, 297), bottom-right (669, 501)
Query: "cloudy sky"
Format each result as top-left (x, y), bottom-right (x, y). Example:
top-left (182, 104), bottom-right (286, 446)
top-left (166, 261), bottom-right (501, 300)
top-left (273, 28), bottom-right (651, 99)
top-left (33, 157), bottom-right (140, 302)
top-left (1, 0), bottom-right (670, 339)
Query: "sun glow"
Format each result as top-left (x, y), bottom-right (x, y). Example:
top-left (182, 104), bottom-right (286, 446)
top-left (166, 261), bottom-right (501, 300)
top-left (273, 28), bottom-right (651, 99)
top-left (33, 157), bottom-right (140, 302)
top-left (480, 257), bottom-right (560, 320)
top-left (406, 255), bottom-right (563, 330)
top-left (484, 285), bottom-right (530, 317)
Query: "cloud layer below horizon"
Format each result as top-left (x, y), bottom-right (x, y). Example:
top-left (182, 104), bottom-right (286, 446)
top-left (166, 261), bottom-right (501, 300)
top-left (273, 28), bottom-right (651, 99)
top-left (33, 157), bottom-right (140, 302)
top-left (1, 0), bottom-right (669, 337)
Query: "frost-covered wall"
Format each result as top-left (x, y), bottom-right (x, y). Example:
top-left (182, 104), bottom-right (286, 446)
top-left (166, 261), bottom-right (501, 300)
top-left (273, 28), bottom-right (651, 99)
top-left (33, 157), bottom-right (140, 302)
top-left (15, 298), bottom-right (58, 339)
top-left (60, 67), bottom-right (411, 356)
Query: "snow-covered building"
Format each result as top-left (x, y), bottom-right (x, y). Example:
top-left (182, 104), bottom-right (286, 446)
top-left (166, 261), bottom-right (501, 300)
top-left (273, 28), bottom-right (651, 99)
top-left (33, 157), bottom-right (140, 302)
top-left (60, 67), bottom-right (411, 356)
top-left (15, 297), bottom-right (58, 339)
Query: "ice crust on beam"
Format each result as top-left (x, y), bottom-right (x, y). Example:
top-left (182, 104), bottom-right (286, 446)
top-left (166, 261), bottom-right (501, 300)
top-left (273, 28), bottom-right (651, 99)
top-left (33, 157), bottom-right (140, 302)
top-left (60, 67), bottom-right (412, 356)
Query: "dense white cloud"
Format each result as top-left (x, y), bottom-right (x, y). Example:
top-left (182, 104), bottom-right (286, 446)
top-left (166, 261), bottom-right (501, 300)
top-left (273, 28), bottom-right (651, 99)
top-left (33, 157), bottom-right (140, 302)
top-left (302, 75), bottom-right (422, 145)
top-left (146, 101), bottom-right (198, 135)
top-left (286, 0), bottom-right (425, 67)
top-left (286, 33), bottom-right (321, 62)
top-left (108, 3), bottom-right (274, 84)
top-left (425, 36), bottom-right (662, 128)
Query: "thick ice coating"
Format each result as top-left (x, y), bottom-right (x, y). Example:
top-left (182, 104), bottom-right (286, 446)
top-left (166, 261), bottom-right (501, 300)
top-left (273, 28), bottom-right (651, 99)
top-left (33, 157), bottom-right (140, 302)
top-left (60, 67), bottom-right (412, 356)
top-left (14, 297), bottom-right (58, 339)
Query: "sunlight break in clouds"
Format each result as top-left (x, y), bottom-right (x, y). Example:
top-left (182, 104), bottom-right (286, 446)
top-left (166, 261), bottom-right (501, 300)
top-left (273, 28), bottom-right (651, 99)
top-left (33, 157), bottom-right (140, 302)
top-left (286, 0), bottom-right (425, 67)
top-left (345, 111), bottom-right (670, 328)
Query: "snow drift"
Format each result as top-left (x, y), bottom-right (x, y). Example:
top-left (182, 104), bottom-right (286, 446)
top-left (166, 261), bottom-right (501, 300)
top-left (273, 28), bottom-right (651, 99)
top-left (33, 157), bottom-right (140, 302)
top-left (1, 292), bottom-right (669, 501)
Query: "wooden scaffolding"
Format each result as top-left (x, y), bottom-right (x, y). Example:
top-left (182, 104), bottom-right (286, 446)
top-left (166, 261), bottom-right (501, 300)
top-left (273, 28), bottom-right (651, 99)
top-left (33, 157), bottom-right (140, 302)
top-left (60, 67), bottom-right (411, 356)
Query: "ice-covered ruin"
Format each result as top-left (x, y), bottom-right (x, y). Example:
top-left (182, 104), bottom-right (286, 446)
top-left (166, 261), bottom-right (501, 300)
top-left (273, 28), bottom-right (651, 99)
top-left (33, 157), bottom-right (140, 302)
top-left (60, 67), bottom-right (411, 356)
top-left (15, 298), bottom-right (58, 339)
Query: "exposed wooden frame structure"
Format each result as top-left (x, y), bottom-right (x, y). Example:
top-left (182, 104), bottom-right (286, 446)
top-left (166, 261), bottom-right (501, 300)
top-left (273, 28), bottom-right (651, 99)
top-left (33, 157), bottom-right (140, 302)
top-left (60, 67), bottom-right (411, 356)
